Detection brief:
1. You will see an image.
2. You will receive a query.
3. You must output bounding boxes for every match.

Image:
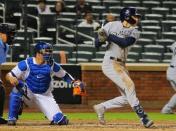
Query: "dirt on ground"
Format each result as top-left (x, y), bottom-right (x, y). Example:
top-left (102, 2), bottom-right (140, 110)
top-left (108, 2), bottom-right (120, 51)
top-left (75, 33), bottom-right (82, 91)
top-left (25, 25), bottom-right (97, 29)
top-left (0, 120), bottom-right (176, 131)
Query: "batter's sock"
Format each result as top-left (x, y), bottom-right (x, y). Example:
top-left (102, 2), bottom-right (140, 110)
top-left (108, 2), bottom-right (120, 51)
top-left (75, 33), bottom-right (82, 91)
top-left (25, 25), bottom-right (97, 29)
top-left (133, 105), bottom-right (154, 128)
top-left (133, 105), bottom-right (147, 119)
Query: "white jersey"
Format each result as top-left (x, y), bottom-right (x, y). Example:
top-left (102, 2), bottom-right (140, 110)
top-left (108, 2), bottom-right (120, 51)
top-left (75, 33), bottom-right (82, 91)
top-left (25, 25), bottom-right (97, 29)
top-left (103, 21), bottom-right (140, 62)
top-left (169, 42), bottom-right (176, 66)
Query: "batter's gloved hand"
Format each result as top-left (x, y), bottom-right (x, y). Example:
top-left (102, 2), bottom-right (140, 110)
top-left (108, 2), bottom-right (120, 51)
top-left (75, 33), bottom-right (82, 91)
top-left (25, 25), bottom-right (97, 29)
top-left (72, 80), bottom-right (86, 96)
top-left (97, 28), bottom-right (107, 42)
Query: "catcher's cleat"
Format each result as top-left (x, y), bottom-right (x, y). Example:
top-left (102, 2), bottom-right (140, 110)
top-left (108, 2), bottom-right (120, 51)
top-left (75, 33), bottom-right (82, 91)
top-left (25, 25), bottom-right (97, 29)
top-left (140, 117), bottom-right (154, 128)
top-left (8, 120), bottom-right (16, 126)
top-left (50, 117), bottom-right (69, 125)
top-left (0, 117), bottom-right (7, 124)
top-left (93, 104), bottom-right (106, 125)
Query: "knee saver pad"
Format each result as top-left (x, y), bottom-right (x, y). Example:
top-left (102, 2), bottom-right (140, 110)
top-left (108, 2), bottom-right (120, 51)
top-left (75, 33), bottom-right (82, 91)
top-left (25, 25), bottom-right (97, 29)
top-left (52, 112), bottom-right (69, 125)
top-left (8, 90), bottom-right (23, 121)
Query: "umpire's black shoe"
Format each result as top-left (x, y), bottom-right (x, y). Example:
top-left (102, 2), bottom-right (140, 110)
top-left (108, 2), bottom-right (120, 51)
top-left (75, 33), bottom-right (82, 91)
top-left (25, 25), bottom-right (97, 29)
top-left (141, 117), bottom-right (154, 128)
top-left (0, 117), bottom-right (7, 124)
top-left (8, 120), bottom-right (16, 126)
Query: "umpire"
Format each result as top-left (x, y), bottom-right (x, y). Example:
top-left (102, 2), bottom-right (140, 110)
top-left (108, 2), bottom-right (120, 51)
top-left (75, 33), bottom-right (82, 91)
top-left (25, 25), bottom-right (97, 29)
top-left (0, 23), bottom-right (16, 124)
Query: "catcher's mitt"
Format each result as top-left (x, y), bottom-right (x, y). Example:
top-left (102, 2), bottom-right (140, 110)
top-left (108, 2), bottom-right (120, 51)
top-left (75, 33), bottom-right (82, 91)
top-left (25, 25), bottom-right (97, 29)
top-left (72, 80), bottom-right (86, 96)
top-left (97, 28), bottom-right (107, 42)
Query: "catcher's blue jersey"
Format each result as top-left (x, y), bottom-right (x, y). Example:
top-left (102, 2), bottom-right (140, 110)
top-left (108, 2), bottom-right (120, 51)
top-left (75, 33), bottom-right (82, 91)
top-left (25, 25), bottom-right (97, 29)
top-left (25, 58), bottom-right (51, 93)
top-left (11, 57), bottom-right (67, 94)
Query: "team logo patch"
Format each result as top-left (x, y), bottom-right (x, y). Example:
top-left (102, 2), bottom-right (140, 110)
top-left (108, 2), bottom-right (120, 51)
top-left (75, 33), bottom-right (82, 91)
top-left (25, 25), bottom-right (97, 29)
top-left (36, 74), bottom-right (45, 79)
top-left (125, 10), bottom-right (130, 16)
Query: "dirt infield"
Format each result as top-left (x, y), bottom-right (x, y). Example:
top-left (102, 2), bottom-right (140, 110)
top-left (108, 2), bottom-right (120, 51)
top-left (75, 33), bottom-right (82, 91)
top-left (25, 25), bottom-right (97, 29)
top-left (0, 120), bottom-right (176, 131)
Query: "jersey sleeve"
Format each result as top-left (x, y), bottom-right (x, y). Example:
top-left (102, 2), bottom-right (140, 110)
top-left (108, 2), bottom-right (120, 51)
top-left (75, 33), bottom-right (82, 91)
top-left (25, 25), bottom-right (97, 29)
top-left (10, 60), bottom-right (28, 79)
top-left (103, 22), bottom-right (112, 36)
top-left (130, 29), bottom-right (140, 40)
top-left (52, 62), bottom-right (66, 78)
top-left (170, 42), bottom-right (176, 52)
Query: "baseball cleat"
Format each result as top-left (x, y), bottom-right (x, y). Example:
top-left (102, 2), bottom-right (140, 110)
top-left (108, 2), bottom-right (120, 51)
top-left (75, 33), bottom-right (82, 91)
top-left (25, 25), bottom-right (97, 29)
top-left (93, 104), bottom-right (106, 125)
top-left (161, 106), bottom-right (174, 114)
top-left (50, 117), bottom-right (69, 125)
top-left (50, 120), bottom-right (69, 125)
top-left (140, 117), bottom-right (154, 128)
top-left (8, 120), bottom-right (16, 126)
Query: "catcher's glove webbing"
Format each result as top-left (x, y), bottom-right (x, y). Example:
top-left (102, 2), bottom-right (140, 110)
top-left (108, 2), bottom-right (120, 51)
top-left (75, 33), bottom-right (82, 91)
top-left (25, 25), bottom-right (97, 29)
top-left (72, 80), bottom-right (86, 96)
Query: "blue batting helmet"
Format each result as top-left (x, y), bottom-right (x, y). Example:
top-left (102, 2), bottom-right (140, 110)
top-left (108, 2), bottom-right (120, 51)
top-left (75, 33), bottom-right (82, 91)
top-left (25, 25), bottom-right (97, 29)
top-left (34, 41), bottom-right (53, 61)
top-left (120, 7), bottom-right (141, 25)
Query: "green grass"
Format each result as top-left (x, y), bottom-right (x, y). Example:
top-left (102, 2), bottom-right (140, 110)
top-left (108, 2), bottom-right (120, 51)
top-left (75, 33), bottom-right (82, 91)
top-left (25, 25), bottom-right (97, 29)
top-left (3, 112), bottom-right (176, 121)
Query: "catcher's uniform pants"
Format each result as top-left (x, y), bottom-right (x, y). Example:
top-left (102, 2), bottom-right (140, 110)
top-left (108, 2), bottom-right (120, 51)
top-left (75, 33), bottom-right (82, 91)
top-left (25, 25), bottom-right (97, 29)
top-left (101, 57), bottom-right (139, 109)
top-left (24, 87), bottom-right (62, 121)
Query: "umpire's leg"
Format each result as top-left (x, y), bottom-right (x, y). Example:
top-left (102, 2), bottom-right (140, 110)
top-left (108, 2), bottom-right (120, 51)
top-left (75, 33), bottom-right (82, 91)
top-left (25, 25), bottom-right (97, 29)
top-left (0, 81), bottom-right (7, 124)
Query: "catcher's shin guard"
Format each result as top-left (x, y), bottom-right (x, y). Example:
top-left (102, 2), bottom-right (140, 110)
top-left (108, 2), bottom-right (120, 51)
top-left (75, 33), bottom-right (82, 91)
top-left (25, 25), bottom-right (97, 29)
top-left (50, 112), bottom-right (69, 125)
top-left (8, 89), bottom-right (23, 124)
top-left (0, 82), bottom-right (5, 117)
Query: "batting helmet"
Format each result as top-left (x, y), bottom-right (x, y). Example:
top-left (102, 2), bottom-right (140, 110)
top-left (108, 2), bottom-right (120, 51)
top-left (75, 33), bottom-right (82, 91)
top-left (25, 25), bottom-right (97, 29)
top-left (120, 7), bottom-right (141, 25)
top-left (0, 23), bottom-right (16, 45)
top-left (34, 41), bottom-right (53, 61)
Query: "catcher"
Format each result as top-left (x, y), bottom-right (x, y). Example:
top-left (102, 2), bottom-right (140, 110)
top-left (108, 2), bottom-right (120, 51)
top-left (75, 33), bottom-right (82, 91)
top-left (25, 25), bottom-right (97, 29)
top-left (6, 41), bottom-right (86, 125)
top-left (0, 23), bottom-right (16, 124)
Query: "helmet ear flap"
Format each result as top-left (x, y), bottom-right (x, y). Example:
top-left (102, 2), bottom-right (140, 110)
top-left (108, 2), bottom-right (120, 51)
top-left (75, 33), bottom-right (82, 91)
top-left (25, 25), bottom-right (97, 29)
top-left (124, 15), bottom-right (130, 21)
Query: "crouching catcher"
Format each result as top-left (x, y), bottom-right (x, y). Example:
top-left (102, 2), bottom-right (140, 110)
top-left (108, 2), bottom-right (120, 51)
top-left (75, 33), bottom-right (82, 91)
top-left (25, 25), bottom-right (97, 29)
top-left (6, 41), bottom-right (85, 126)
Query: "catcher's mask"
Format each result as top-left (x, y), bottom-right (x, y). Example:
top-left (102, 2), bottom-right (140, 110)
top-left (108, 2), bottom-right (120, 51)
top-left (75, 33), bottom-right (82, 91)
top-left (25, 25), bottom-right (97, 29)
top-left (120, 7), bottom-right (141, 25)
top-left (35, 41), bottom-right (53, 61)
top-left (0, 23), bottom-right (16, 45)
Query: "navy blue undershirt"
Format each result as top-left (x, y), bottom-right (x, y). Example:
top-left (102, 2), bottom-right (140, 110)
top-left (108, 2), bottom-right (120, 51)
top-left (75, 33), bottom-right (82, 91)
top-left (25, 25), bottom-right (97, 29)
top-left (107, 34), bottom-right (136, 48)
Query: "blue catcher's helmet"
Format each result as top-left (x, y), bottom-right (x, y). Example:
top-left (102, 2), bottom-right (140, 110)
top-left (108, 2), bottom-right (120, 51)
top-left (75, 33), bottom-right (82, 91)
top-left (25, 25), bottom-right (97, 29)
top-left (120, 7), bottom-right (141, 25)
top-left (34, 41), bottom-right (53, 61)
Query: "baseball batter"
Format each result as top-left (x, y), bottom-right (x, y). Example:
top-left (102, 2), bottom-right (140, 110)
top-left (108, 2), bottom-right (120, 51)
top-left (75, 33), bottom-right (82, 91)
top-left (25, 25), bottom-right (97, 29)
top-left (6, 41), bottom-right (84, 125)
top-left (161, 42), bottom-right (176, 114)
top-left (93, 7), bottom-right (153, 128)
